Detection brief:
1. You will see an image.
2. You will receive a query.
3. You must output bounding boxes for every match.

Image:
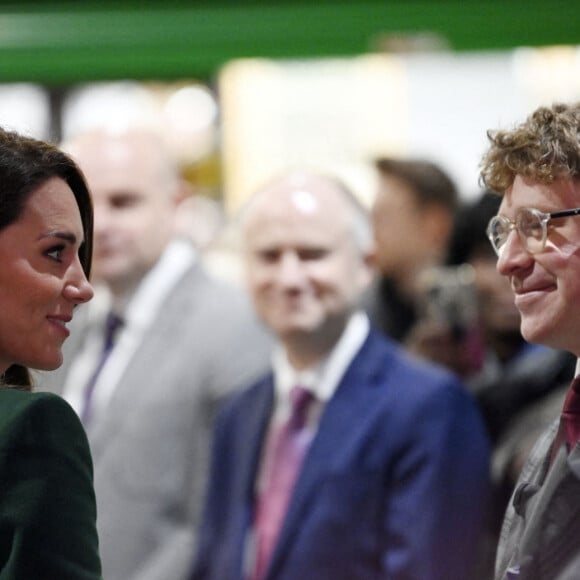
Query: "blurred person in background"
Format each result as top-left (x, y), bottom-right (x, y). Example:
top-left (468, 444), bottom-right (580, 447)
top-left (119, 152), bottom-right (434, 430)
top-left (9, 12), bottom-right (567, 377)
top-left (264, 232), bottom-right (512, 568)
top-left (363, 156), bottom-right (459, 342)
top-left (191, 170), bottom-right (490, 580)
top-left (0, 127), bottom-right (101, 578)
top-left (38, 128), bottom-right (271, 580)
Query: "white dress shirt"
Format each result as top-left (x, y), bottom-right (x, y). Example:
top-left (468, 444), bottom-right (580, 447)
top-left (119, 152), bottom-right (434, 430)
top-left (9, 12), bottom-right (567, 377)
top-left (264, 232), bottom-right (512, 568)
top-left (244, 311), bottom-right (370, 575)
top-left (269, 310), bottom-right (370, 437)
top-left (63, 239), bottom-right (196, 420)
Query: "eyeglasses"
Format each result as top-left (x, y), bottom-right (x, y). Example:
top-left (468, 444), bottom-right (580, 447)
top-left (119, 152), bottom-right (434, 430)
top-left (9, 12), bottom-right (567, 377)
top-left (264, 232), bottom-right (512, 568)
top-left (487, 206), bottom-right (580, 256)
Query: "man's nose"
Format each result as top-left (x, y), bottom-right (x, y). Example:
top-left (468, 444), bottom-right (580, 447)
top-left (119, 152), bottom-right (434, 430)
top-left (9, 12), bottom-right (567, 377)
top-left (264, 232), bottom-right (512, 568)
top-left (497, 230), bottom-right (533, 277)
top-left (277, 252), bottom-right (306, 287)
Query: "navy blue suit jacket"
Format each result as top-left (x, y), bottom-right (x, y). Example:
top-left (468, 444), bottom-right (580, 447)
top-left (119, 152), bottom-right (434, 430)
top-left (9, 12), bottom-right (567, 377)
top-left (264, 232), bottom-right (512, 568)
top-left (192, 330), bottom-right (490, 580)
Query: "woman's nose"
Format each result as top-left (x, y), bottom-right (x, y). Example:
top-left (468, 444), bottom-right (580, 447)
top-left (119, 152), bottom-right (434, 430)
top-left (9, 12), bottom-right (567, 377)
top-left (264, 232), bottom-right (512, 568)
top-left (63, 260), bottom-right (94, 304)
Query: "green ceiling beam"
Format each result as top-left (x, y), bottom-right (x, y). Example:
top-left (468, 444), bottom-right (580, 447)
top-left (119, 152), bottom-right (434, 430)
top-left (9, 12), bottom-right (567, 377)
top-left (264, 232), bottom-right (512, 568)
top-left (0, 1), bottom-right (578, 84)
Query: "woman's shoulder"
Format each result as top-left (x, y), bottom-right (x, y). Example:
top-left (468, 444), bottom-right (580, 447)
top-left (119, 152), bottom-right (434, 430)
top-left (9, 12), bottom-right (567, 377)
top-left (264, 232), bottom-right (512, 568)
top-left (0, 386), bottom-right (73, 415)
top-left (0, 387), bottom-right (85, 447)
top-left (0, 390), bottom-right (101, 579)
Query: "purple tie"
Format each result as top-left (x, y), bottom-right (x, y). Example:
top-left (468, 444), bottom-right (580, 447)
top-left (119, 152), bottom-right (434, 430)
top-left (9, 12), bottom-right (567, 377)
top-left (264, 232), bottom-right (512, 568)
top-left (552, 377), bottom-right (580, 462)
top-left (80, 312), bottom-right (123, 425)
top-left (252, 386), bottom-right (315, 580)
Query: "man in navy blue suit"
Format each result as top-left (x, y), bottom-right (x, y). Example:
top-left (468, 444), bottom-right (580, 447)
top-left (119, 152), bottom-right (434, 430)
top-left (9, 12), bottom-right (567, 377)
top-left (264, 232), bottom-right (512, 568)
top-left (191, 170), bottom-right (490, 580)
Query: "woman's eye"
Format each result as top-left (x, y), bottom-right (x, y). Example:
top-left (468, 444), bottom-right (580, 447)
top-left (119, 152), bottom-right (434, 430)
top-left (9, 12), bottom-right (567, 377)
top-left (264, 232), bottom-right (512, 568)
top-left (46, 245), bottom-right (65, 262)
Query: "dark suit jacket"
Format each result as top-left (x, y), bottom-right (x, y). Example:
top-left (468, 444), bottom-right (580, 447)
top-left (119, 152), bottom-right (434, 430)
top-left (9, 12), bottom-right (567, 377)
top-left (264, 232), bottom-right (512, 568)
top-left (495, 419), bottom-right (580, 580)
top-left (192, 330), bottom-right (491, 580)
top-left (0, 388), bottom-right (101, 579)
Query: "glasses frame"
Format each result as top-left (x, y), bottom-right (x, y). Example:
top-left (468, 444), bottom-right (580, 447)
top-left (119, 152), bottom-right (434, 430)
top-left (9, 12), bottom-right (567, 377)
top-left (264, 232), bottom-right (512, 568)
top-left (487, 206), bottom-right (580, 256)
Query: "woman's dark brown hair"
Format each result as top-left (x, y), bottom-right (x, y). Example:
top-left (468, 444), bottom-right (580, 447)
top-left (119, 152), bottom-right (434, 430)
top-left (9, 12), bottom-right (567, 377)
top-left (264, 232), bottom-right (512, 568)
top-left (0, 127), bottom-right (93, 388)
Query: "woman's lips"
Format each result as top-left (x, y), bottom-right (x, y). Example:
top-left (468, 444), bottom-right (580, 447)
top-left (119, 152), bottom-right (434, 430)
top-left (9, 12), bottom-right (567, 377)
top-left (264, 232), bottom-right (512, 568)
top-left (47, 315), bottom-right (72, 337)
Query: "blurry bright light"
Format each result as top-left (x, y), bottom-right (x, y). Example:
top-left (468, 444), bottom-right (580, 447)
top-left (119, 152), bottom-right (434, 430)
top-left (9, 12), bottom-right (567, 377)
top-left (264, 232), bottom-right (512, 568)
top-left (61, 81), bottom-right (218, 164)
top-left (513, 45), bottom-right (580, 105)
top-left (62, 81), bottom-right (161, 140)
top-left (0, 84), bottom-right (49, 138)
top-left (164, 85), bottom-right (217, 134)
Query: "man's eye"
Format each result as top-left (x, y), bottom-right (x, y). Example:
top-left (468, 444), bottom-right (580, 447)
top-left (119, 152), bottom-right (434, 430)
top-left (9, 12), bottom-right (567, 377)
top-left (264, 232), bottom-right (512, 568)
top-left (111, 194), bottom-right (140, 209)
top-left (299, 249), bottom-right (327, 260)
top-left (258, 250), bottom-right (280, 263)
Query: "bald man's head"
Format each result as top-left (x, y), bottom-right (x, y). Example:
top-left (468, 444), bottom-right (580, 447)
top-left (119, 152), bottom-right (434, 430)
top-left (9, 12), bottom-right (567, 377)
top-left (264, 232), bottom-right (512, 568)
top-left (66, 130), bottom-right (184, 297)
top-left (240, 171), bottom-right (373, 367)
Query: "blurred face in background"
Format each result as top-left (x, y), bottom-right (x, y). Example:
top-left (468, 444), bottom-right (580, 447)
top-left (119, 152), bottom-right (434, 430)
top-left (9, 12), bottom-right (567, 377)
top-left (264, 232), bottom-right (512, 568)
top-left (372, 175), bottom-right (451, 290)
top-left (67, 131), bottom-right (182, 297)
top-left (0, 178), bottom-right (93, 373)
top-left (242, 174), bottom-right (372, 365)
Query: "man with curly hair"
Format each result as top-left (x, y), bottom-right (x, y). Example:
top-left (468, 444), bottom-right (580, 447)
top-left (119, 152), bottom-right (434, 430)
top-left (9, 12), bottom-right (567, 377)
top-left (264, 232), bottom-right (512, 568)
top-left (481, 101), bottom-right (580, 580)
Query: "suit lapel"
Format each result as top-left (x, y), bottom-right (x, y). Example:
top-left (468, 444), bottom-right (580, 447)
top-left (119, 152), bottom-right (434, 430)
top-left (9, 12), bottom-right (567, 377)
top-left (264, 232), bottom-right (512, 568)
top-left (518, 448), bottom-right (568, 554)
top-left (88, 264), bottom-right (206, 452)
top-left (266, 333), bottom-right (393, 578)
top-left (238, 378), bottom-right (275, 578)
top-left (518, 445), bottom-right (580, 576)
top-left (243, 378), bottom-right (276, 505)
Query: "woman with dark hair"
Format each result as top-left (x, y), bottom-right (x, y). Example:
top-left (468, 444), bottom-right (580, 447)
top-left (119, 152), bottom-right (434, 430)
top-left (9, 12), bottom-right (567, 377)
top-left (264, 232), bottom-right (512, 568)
top-left (0, 127), bottom-right (101, 578)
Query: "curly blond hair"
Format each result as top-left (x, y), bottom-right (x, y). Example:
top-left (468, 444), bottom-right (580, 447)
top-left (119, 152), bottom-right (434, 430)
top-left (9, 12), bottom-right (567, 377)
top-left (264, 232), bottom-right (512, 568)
top-left (480, 102), bottom-right (580, 193)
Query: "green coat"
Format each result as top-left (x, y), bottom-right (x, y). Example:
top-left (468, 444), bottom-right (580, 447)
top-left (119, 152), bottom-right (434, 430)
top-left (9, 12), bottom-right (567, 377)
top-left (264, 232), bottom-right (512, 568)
top-left (0, 388), bottom-right (102, 579)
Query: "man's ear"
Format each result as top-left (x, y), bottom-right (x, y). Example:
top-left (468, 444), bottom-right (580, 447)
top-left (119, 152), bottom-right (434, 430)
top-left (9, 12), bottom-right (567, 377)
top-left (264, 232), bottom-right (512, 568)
top-left (423, 204), bottom-right (454, 250)
top-left (365, 244), bottom-right (379, 271)
top-left (358, 247), bottom-right (377, 291)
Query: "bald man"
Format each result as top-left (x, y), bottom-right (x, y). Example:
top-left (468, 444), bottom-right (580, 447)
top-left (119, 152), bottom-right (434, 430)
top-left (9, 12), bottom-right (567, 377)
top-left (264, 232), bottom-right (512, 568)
top-left (38, 130), bottom-right (271, 580)
top-left (191, 171), bottom-right (490, 580)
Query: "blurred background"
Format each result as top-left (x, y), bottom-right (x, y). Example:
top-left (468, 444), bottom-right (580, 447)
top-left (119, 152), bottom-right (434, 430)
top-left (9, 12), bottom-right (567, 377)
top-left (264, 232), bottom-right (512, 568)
top-left (1, 0), bottom-right (579, 212)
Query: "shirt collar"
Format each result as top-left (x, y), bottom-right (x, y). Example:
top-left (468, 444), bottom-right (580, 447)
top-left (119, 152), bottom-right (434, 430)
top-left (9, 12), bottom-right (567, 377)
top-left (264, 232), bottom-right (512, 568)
top-left (119, 238), bottom-right (196, 329)
top-left (272, 311), bottom-right (370, 405)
